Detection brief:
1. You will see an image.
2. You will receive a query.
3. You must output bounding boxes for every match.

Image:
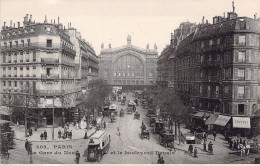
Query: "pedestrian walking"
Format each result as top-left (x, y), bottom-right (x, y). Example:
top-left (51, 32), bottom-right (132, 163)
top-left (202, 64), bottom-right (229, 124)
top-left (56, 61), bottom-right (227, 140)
top-left (208, 142), bottom-right (213, 155)
top-left (160, 157), bottom-right (165, 164)
top-left (84, 129), bottom-right (88, 139)
top-left (25, 139), bottom-right (29, 152)
top-left (188, 144), bottom-right (193, 154)
top-left (229, 140), bottom-right (233, 149)
top-left (213, 131), bottom-right (216, 141)
top-left (233, 140), bottom-right (237, 150)
top-left (203, 141), bottom-right (207, 152)
top-left (44, 130), bottom-right (47, 140)
top-left (69, 130), bottom-right (72, 139)
top-left (75, 150), bottom-right (80, 164)
top-left (240, 144), bottom-right (244, 156)
top-left (29, 128), bottom-right (33, 136)
top-left (104, 122), bottom-right (106, 129)
top-left (58, 130), bottom-right (61, 139)
top-left (194, 147), bottom-right (198, 158)
top-left (117, 127), bottom-right (120, 136)
top-left (246, 143), bottom-right (250, 156)
top-left (40, 133), bottom-right (44, 140)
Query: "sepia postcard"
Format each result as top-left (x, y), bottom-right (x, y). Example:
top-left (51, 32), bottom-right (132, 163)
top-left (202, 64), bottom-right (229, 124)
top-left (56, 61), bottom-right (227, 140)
top-left (0, 0), bottom-right (259, 164)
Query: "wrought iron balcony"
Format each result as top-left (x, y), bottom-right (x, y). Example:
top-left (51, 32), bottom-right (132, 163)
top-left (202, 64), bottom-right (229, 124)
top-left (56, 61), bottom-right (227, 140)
top-left (41, 74), bottom-right (59, 82)
top-left (41, 58), bottom-right (59, 66)
top-left (37, 90), bottom-right (65, 96)
top-left (1, 42), bottom-right (61, 52)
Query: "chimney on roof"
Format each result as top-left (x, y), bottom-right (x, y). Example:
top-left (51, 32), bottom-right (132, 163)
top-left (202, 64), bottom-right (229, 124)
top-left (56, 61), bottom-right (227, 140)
top-left (202, 16), bottom-right (205, 24)
top-left (58, 17), bottom-right (59, 24)
top-left (51, 19), bottom-right (52, 24)
top-left (68, 23), bottom-right (69, 29)
top-left (54, 19), bottom-right (55, 24)
top-left (10, 20), bottom-right (12, 27)
top-left (70, 22), bottom-right (71, 28)
top-left (45, 15), bottom-right (47, 23)
top-left (232, 0), bottom-right (235, 13)
top-left (29, 15), bottom-right (32, 22)
top-left (13, 23), bottom-right (15, 28)
top-left (206, 20), bottom-right (208, 24)
top-left (4, 22), bottom-right (6, 29)
top-left (17, 22), bottom-right (20, 28)
top-left (254, 13), bottom-right (257, 20)
top-left (223, 12), bottom-right (225, 18)
top-left (26, 14), bottom-right (29, 22)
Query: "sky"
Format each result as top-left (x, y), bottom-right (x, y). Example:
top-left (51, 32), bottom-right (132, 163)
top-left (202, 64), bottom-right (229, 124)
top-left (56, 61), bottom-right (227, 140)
top-left (0, 0), bottom-right (260, 55)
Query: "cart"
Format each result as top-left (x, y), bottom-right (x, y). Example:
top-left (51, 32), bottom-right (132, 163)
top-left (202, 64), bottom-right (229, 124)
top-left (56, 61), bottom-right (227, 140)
top-left (141, 129), bottom-right (150, 140)
top-left (134, 112), bottom-right (140, 120)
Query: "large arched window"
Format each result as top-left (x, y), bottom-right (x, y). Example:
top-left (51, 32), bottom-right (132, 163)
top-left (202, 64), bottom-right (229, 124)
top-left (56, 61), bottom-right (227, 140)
top-left (114, 55), bottom-right (143, 70)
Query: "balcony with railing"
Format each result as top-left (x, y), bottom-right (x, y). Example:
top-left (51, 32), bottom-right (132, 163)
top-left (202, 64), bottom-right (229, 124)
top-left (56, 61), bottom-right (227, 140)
top-left (41, 74), bottom-right (59, 82)
top-left (41, 58), bottom-right (59, 66)
top-left (1, 42), bottom-right (61, 52)
top-left (37, 90), bottom-right (65, 97)
top-left (61, 44), bottom-right (76, 56)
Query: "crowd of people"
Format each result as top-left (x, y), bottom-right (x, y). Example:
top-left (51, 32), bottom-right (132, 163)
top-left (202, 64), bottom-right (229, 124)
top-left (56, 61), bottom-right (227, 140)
top-left (228, 138), bottom-right (251, 156)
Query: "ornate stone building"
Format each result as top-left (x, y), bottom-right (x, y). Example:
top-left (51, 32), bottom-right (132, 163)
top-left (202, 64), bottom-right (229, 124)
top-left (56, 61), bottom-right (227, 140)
top-left (174, 5), bottom-right (260, 136)
top-left (0, 15), bottom-right (84, 126)
top-left (99, 35), bottom-right (158, 88)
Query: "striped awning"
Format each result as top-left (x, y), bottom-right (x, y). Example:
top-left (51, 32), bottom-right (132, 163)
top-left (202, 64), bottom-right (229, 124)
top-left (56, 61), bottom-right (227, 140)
top-left (205, 114), bottom-right (218, 125)
top-left (214, 115), bottom-right (231, 126)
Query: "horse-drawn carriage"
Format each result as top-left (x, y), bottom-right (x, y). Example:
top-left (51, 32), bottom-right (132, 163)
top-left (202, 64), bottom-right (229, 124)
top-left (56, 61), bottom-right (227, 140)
top-left (154, 121), bottom-right (164, 134)
top-left (140, 123), bottom-right (150, 140)
top-left (134, 112), bottom-right (140, 120)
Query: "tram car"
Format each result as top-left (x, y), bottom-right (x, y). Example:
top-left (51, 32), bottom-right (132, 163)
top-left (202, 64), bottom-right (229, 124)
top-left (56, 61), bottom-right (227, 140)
top-left (86, 131), bottom-right (111, 162)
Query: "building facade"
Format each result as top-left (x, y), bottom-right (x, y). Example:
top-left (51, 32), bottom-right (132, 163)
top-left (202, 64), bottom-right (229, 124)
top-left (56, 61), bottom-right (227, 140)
top-left (0, 15), bottom-right (82, 126)
top-left (174, 7), bottom-right (260, 136)
top-left (66, 27), bottom-right (99, 93)
top-left (156, 45), bottom-right (174, 88)
top-left (99, 35), bottom-right (158, 88)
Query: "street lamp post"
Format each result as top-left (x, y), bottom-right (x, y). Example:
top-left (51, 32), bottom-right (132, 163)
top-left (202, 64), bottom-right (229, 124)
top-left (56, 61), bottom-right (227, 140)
top-left (52, 96), bottom-right (55, 140)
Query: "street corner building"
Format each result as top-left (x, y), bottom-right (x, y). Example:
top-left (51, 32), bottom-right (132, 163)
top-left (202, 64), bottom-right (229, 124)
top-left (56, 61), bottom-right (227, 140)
top-left (172, 7), bottom-right (260, 137)
top-left (0, 14), bottom-right (99, 127)
top-left (98, 35), bottom-right (158, 90)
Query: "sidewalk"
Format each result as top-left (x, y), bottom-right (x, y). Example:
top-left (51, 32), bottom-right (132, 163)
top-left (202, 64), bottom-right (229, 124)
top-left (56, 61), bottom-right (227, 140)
top-left (14, 123), bottom-right (96, 142)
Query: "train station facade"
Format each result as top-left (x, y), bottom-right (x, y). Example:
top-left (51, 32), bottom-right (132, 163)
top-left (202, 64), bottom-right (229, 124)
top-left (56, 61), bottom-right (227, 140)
top-left (99, 35), bottom-right (158, 89)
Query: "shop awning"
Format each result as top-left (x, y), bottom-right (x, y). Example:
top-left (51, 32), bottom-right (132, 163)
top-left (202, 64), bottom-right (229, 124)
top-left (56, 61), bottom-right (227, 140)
top-left (193, 112), bottom-right (211, 118)
top-left (233, 117), bottom-right (251, 129)
top-left (205, 114), bottom-right (218, 125)
top-left (214, 115), bottom-right (231, 126)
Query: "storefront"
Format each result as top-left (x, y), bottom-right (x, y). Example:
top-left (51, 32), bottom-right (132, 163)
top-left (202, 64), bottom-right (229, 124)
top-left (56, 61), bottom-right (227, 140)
top-left (232, 117), bottom-right (251, 137)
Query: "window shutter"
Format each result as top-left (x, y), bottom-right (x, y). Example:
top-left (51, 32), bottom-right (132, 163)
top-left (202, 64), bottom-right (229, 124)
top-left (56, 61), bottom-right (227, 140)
top-left (246, 50), bottom-right (250, 63)
top-left (233, 68), bottom-right (238, 80)
top-left (234, 35), bottom-right (239, 45)
top-left (244, 104), bottom-right (248, 115)
top-left (234, 51), bottom-right (239, 62)
top-left (245, 86), bottom-right (250, 99)
top-left (246, 34), bottom-right (250, 46)
top-left (245, 68), bottom-right (250, 80)
top-left (234, 86), bottom-right (238, 99)
top-left (251, 50), bottom-right (255, 63)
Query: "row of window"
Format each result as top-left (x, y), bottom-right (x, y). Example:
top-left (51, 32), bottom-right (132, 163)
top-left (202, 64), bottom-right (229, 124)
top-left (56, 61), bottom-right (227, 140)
top-left (2, 51), bottom-right (37, 63)
top-left (113, 80), bottom-right (145, 85)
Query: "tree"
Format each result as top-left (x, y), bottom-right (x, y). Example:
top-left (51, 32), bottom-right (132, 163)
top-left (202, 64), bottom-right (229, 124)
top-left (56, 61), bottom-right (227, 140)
top-left (81, 79), bottom-right (112, 124)
top-left (153, 87), bottom-right (190, 143)
top-left (7, 83), bottom-right (39, 137)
